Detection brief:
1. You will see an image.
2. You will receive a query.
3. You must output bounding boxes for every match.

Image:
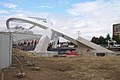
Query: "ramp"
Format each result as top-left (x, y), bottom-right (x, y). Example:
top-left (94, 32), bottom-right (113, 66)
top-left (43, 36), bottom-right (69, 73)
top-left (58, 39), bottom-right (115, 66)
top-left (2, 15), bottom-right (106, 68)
top-left (76, 37), bottom-right (114, 56)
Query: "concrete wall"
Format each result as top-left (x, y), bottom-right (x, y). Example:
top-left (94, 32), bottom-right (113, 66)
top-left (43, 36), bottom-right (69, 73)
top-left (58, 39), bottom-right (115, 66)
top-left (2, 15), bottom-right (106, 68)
top-left (0, 32), bottom-right (12, 69)
top-left (76, 42), bottom-right (94, 56)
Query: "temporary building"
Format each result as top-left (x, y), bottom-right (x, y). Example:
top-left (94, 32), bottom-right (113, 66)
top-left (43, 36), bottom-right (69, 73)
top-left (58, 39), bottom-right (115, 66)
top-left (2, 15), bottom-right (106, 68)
top-left (0, 32), bottom-right (12, 69)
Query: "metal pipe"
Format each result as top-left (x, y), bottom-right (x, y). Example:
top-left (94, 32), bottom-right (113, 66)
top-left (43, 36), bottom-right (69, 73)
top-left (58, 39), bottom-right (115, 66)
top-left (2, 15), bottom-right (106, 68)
top-left (12, 54), bottom-right (23, 73)
top-left (1, 69), bottom-right (4, 80)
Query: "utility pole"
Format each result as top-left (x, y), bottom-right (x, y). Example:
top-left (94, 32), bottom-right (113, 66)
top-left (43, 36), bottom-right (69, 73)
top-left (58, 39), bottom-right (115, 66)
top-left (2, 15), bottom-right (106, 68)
top-left (78, 30), bottom-right (80, 37)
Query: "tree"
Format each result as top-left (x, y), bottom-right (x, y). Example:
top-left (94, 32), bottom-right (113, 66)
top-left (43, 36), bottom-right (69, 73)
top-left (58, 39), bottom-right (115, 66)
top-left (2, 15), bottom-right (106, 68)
top-left (91, 36), bottom-right (96, 43)
top-left (91, 36), bottom-right (99, 44)
top-left (106, 34), bottom-right (111, 40)
top-left (104, 34), bottom-right (111, 44)
top-left (98, 36), bottom-right (106, 44)
top-left (91, 36), bottom-right (107, 44)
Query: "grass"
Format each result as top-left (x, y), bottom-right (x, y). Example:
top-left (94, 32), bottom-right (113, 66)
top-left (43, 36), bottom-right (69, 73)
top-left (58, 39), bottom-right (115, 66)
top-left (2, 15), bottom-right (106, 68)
top-left (1, 48), bottom-right (120, 80)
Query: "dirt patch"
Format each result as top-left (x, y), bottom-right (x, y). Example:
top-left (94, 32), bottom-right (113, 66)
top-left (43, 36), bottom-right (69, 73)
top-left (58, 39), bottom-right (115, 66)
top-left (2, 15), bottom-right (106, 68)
top-left (47, 63), bottom-right (75, 72)
top-left (1, 48), bottom-right (120, 80)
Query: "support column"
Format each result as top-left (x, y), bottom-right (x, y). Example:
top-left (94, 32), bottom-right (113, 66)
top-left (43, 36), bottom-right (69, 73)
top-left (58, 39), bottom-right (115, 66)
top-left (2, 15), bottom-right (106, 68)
top-left (52, 34), bottom-right (59, 48)
top-left (34, 28), bottom-right (53, 53)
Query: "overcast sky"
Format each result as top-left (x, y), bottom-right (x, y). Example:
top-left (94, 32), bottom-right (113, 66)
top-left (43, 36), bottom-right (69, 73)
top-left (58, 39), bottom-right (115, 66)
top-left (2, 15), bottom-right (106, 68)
top-left (0, 0), bottom-right (120, 40)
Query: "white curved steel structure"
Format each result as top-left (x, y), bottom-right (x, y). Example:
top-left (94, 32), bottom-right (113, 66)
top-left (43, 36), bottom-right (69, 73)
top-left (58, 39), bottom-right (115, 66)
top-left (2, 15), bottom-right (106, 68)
top-left (6, 16), bottom-right (78, 45)
top-left (6, 16), bottom-right (114, 56)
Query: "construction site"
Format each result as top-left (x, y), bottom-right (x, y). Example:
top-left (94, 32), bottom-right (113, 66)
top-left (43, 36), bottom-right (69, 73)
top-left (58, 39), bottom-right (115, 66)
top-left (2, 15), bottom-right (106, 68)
top-left (0, 16), bottom-right (120, 80)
